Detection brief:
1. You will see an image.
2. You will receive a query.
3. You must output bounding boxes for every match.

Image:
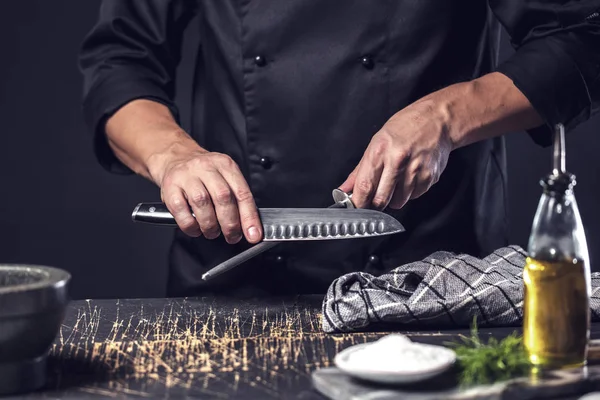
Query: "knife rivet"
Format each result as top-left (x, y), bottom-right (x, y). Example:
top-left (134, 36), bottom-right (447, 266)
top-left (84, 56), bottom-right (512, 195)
top-left (149, 207), bottom-right (156, 213)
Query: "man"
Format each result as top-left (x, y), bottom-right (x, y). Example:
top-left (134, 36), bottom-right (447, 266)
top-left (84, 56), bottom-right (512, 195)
top-left (80, 0), bottom-right (600, 298)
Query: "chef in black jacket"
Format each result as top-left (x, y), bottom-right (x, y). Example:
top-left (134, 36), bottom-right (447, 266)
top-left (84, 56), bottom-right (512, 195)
top-left (80, 0), bottom-right (600, 298)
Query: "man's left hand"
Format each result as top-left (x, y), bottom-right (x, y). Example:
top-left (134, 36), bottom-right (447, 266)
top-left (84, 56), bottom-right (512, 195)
top-left (339, 98), bottom-right (454, 210)
top-left (339, 73), bottom-right (544, 211)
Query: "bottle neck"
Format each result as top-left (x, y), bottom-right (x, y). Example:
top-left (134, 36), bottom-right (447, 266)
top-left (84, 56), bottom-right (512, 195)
top-left (540, 171), bottom-right (576, 196)
top-left (527, 185), bottom-right (587, 264)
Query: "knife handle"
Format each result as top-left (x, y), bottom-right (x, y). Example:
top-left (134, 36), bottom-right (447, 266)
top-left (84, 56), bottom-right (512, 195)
top-left (133, 191), bottom-right (353, 226)
top-left (131, 203), bottom-right (178, 226)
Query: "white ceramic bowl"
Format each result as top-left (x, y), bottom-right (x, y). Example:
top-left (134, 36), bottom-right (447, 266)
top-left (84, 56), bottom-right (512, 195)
top-left (334, 340), bottom-right (456, 385)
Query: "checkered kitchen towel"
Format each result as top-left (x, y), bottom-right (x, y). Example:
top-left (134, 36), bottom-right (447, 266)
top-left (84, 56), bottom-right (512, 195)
top-left (322, 245), bottom-right (600, 333)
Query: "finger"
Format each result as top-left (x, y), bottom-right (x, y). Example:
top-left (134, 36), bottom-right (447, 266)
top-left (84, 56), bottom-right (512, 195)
top-left (371, 165), bottom-right (400, 210)
top-left (388, 167), bottom-right (415, 210)
top-left (183, 179), bottom-right (220, 240)
top-left (203, 170), bottom-right (243, 244)
top-left (219, 163), bottom-right (262, 244)
top-left (410, 182), bottom-right (430, 200)
top-left (410, 169), bottom-right (436, 200)
top-left (339, 164), bottom-right (359, 194)
top-left (163, 186), bottom-right (202, 237)
top-left (351, 156), bottom-right (384, 209)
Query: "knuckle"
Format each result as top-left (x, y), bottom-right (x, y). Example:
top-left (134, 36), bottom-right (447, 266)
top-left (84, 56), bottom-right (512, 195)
top-left (168, 196), bottom-right (187, 213)
top-left (222, 224), bottom-right (242, 243)
top-left (179, 217), bottom-right (197, 231)
top-left (392, 151), bottom-right (410, 168)
top-left (234, 188), bottom-right (254, 203)
top-left (372, 196), bottom-right (388, 209)
top-left (191, 156), bottom-right (210, 170)
top-left (222, 222), bottom-right (241, 236)
top-left (199, 217), bottom-right (220, 236)
top-left (199, 218), bottom-right (218, 232)
top-left (161, 175), bottom-right (174, 188)
top-left (408, 161), bottom-right (422, 176)
top-left (356, 179), bottom-right (374, 194)
top-left (223, 156), bottom-right (237, 168)
top-left (215, 153), bottom-right (236, 168)
top-left (214, 188), bottom-right (234, 205)
top-left (370, 140), bottom-right (388, 159)
top-left (190, 191), bottom-right (210, 208)
top-left (391, 150), bottom-right (405, 163)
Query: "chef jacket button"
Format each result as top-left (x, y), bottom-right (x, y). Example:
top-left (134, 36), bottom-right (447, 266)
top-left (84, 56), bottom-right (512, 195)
top-left (260, 156), bottom-right (273, 169)
top-left (361, 55), bottom-right (374, 70)
top-left (275, 255), bottom-right (285, 263)
top-left (254, 55), bottom-right (267, 67)
top-left (368, 254), bottom-right (382, 269)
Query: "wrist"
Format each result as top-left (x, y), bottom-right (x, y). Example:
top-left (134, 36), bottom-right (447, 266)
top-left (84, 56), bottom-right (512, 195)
top-left (425, 80), bottom-right (478, 151)
top-left (432, 72), bottom-right (544, 150)
top-left (412, 88), bottom-right (461, 152)
top-left (145, 131), bottom-right (207, 185)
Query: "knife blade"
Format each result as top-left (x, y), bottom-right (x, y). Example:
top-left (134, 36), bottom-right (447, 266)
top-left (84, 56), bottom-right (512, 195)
top-left (131, 204), bottom-right (404, 241)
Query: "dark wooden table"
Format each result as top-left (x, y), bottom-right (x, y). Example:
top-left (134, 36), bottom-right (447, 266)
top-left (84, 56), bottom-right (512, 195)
top-left (8, 296), bottom-right (600, 399)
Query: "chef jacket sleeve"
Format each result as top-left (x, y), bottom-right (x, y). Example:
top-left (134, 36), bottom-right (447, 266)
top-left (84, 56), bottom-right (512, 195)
top-left (490, 1), bottom-right (600, 146)
top-left (79, 0), bottom-right (198, 174)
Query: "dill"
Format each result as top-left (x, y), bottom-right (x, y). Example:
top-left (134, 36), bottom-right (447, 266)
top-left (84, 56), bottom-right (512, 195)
top-left (447, 318), bottom-right (531, 387)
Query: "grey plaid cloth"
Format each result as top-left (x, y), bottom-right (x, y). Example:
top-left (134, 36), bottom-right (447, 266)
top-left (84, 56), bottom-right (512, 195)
top-left (322, 245), bottom-right (600, 333)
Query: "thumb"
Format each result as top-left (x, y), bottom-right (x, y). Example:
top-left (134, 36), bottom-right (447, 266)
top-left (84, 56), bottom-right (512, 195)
top-left (339, 165), bottom-right (359, 193)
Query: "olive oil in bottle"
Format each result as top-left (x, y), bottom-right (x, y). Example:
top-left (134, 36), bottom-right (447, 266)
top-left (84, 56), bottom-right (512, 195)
top-left (523, 124), bottom-right (591, 369)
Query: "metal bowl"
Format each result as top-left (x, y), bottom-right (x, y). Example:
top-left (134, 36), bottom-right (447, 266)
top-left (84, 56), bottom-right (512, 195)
top-left (0, 265), bottom-right (70, 395)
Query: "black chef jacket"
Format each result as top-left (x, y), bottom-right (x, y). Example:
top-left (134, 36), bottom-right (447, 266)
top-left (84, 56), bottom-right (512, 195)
top-left (80, 0), bottom-right (600, 298)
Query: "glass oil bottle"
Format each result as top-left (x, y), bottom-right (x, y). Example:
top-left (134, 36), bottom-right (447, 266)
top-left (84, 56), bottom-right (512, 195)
top-left (523, 123), bottom-right (591, 369)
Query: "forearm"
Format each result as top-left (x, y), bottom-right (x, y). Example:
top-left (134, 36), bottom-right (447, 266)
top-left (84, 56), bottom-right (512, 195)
top-left (423, 72), bottom-right (544, 150)
top-left (105, 99), bottom-right (206, 184)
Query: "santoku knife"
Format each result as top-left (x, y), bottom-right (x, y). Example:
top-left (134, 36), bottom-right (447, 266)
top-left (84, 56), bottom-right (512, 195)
top-left (131, 189), bottom-right (405, 280)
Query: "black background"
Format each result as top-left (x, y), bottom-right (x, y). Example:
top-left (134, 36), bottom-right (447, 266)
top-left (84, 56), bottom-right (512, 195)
top-left (1, 0), bottom-right (598, 300)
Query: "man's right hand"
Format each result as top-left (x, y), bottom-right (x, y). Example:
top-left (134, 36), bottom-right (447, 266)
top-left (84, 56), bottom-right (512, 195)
top-left (104, 99), bottom-right (263, 245)
top-left (149, 144), bottom-right (263, 244)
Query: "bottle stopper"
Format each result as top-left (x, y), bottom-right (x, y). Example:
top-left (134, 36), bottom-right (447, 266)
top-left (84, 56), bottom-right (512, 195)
top-left (543, 123), bottom-right (575, 194)
top-left (553, 123), bottom-right (566, 176)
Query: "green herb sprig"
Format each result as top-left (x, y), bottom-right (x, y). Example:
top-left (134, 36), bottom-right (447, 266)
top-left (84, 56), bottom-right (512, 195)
top-left (447, 318), bottom-right (531, 387)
